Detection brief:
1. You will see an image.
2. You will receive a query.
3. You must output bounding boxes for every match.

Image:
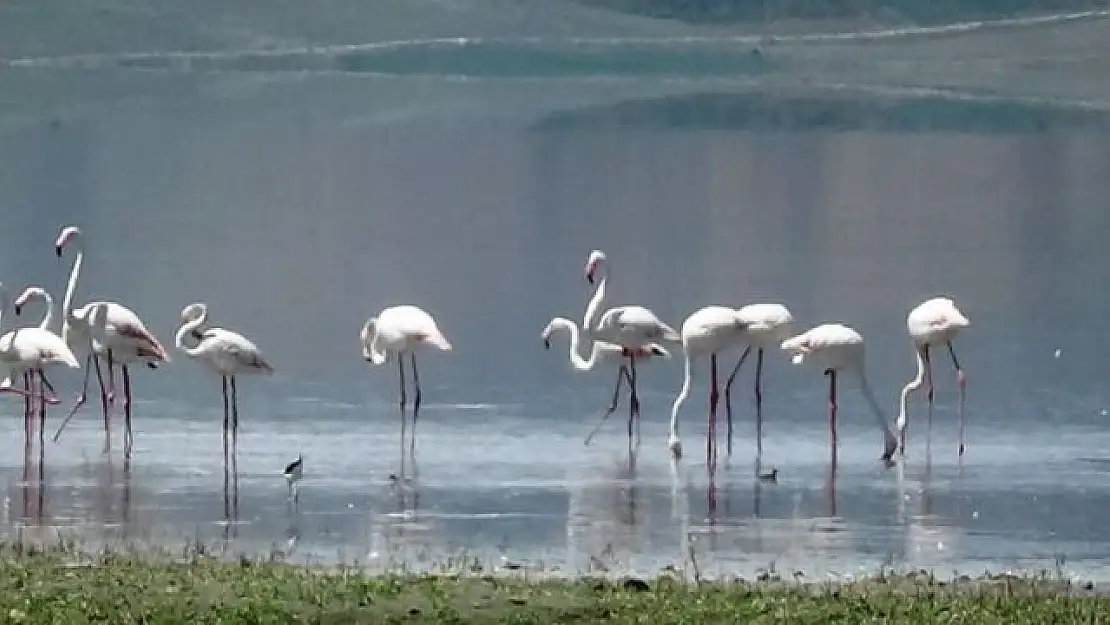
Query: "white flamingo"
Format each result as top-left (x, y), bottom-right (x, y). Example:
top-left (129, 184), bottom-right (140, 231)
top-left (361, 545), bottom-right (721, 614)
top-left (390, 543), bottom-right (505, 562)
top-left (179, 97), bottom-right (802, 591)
top-left (53, 225), bottom-right (170, 457)
top-left (359, 305), bottom-right (452, 462)
top-left (780, 323), bottom-right (898, 465)
top-left (541, 316), bottom-right (671, 447)
top-left (582, 249), bottom-right (679, 441)
top-left (175, 302), bottom-right (274, 463)
top-left (667, 306), bottom-right (749, 462)
top-left (12, 286), bottom-right (74, 404)
top-left (667, 303), bottom-right (794, 464)
top-left (1, 285), bottom-right (81, 448)
top-left (896, 297), bottom-right (970, 457)
top-left (720, 303), bottom-right (795, 460)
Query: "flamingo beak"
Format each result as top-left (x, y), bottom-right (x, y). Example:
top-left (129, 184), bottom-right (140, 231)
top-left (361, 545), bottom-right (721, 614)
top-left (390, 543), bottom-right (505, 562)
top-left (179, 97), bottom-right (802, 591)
top-left (13, 304), bottom-right (21, 316)
top-left (54, 245), bottom-right (62, 258)
top-left (543, 338), bottom-right (551, 350)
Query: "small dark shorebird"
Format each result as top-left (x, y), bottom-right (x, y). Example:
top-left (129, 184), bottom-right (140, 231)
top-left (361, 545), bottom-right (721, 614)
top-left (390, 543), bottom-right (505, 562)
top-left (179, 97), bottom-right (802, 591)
top-left (758, 467), bottom-right (778, 483)
top-left (283, 454), bottom-right (303, 502)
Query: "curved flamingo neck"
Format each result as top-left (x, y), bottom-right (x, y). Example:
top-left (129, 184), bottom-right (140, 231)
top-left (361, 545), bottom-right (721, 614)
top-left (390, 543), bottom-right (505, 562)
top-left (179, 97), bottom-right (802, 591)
top-left (360, 317), bottom-right (387, 365)
top-left (896, 344), bottom-right (926, 433)
top-left (668, 346), bottom-right (694, 445)
top-left (60, 238), bottom-right (84, 346)
top-left (36, 291), bottom-right (55, 332)
top-left (548, 317), bottom-right (601, 371)
top-left (175, 305), bottom-right (208, 357)
top-left (583, 262), bottom-right (608, 336)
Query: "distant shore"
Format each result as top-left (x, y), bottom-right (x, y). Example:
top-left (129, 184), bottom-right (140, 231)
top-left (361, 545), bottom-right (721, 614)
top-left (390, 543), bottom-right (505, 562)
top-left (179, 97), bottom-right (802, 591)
top-left (0, 542), bottom-right (1105, 623)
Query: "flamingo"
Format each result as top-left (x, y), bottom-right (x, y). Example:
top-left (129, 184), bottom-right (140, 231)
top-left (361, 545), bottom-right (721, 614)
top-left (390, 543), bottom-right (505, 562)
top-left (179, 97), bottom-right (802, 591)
top-left (1, 285), bottom-right (81, 449)
top-left (721, 303), bottom-right (794, 460)
top-left (582, 250), bottom-right (679, 444)
top-left (175, 302), bottom-right (274, 465)
top-left (896, 297), bottom-right (970, 457)
top-left (541, 316), bottom-right (671, 447)
top-left (12, 286), bottom-right (73, 405)
top-left (667, 306), bottom-right (749, 462)
top-left (667, 303), bottom-right (794, 464)
top-left (779, 323), bottom-right (898, 465)
top-left (359, 305), bottom-right (452, 462)
top-left (53, 225), bottom-right (170, 457)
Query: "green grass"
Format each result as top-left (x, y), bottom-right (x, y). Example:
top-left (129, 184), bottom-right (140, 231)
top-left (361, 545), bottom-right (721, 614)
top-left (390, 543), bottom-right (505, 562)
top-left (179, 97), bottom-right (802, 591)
top-left (0, 542), bottom-right (1104, 623)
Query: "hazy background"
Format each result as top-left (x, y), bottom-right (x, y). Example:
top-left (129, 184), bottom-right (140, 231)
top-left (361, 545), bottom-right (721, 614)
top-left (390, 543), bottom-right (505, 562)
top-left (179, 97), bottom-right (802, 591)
top-left (0, 0), bottom-right (1108, 580)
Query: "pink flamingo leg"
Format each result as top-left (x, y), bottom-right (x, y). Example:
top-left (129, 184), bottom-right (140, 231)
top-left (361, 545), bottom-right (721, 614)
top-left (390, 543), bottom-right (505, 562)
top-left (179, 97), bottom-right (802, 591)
top-left (923, 344), bottom-right (934, 447)
top-left (708, 353), bottom-right (719, 471)
top-left (37, 375), bottom-right (60, 405)
top-left (948, 341), bottom-right (966, 456)
top-left (122, 364), bottom-right (133, 459)
top-left (23, 372), bottom-right (32, 452)
top-left (826, 368), bottom-right (838, 467)
top-left (723, 346), bottom-right (751, 459)
top-left (583, 365), bottom-right (631, 446)
top-left (627, 354), bottom-right (640, 459)
top-left (37, 371), bottom-right (46, 452)
top-left (753, 348), bottom-right (764, 459)
top-left (105, 350), bottom-right (116, 407)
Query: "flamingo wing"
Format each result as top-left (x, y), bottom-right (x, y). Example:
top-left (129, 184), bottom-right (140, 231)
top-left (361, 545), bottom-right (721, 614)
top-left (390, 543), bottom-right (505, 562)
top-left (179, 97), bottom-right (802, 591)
top-left (114, 321), bottom-right (169, 362)
top-left (613, 306), bottom-right (680, 342)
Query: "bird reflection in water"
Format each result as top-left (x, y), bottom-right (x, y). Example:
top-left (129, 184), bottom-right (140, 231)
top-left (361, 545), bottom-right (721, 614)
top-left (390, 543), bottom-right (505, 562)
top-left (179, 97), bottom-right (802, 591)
top-left (566, 460), bottom-right (647, 575)
top-left (367, 472), bottom-right (435, 569)
top-left (19, 450), bottom-right (46, 525)
top-left (222, 457), bottom-right (239, 543)
top-left (898, 445), bottom-right (962, 567)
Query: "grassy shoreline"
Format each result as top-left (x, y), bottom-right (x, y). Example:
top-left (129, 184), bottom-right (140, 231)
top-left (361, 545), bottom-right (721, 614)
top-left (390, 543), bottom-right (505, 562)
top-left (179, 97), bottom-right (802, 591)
top-left (0, 543), bottom-right (1105, 623)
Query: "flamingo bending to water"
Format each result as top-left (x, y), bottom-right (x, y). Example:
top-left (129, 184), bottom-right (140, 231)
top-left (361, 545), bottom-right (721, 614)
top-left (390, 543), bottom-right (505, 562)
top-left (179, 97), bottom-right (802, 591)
top-left (360, 305), bottom-right (452, 461)
top-left (53, 226), bottom-right (169, 457)
top-left (582, 250), bottom-right (679, 446)
top-left (897, 297), bottom-right (970, 456)
top-left (541, 316), bottom-right (670, 447)
top-left (175, 302), bottom-right (274, 463)
top-left (780, 323), bottom-right (898, 465)
top-left (667, 306), bottom-right (749, 462)
top-left (720, 303), bottom-right (794, 460)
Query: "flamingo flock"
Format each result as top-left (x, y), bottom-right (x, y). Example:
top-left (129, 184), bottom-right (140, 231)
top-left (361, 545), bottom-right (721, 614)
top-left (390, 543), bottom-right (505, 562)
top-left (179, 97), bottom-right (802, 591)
top-left (544, 249), bottom-right (970, 470)
top-left (1, 231), bottom-right (969, 475)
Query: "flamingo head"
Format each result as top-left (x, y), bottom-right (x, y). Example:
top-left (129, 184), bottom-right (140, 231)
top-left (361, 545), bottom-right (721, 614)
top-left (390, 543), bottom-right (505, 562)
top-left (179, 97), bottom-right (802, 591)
top-left (540, 321), bottom-right (555, 350)
top-left (55, 225), bottom-right (81, 257)
top-left (12, 286), bottom-right (45, 316)
top-left (180, 302), bottom-right (207, 324)
top-left (780, 333), bottom-right (811, 365)
top-left (359, 317), bottom-right (379, 361)
top-left (584, 250), bottom-right (606, 284)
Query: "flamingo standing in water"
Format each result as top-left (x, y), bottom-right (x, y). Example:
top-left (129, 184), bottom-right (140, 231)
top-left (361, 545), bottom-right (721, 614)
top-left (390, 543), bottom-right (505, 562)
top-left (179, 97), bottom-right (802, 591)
top-left (667, 306), bottom-right (749, 462)
top-left (582, 250), bottom-right (679, 444)
top-left (896, 297), bottom-right (970, 457)
top-left (667, 303), bottom-right (794, 465)
top-left (1, 285), bottom-right (81, 449)
top-left (360, 305), bottom-right (452, 463)
top-left (780, 323), bottom-right (898, 466)
top-left (720, 303), bottom-right (794, 461)
top-left (175, 302), bottom-right (274, 464)
top-left (53, 226), bottom-right (170, 457)
top-left (541, 316), bottom-right (670, 448)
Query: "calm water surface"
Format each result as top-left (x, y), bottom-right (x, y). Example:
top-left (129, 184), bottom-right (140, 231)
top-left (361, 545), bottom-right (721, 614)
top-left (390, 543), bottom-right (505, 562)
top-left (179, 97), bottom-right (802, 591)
top-left (1, 0), bottom-right (1110, 581)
